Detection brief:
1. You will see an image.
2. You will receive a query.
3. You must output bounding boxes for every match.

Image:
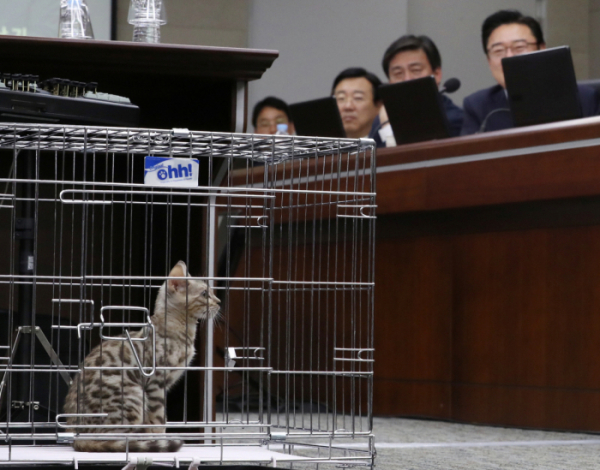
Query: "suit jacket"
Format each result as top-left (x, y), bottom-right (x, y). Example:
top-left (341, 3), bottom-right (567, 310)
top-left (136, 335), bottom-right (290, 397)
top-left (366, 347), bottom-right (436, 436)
top-left (370, 94), bottom-right (464, 147)
top-left (461, 84), bottom-right (600, 135)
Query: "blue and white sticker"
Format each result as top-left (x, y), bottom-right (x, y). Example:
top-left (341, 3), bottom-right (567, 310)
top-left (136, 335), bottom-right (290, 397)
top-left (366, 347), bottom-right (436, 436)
top-left (144, 156), bottom-right (199, 187)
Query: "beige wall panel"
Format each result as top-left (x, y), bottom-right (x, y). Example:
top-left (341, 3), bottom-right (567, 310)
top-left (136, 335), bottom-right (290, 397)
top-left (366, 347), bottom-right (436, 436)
top-left (546, 0), bottom-right (589, 80)
top-left (590, 5), bottom-right (600, 77)
top-left (116, 0), bottom-right (247, 47)
top-left (163, 1), bottom-right (247, 30)
top-left (161, 28), bottom-right (248, 48)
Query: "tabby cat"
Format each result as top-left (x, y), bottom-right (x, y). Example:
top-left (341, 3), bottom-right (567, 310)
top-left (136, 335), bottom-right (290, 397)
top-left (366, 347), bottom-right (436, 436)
top-left (63, 261), bottom-right (220, 452)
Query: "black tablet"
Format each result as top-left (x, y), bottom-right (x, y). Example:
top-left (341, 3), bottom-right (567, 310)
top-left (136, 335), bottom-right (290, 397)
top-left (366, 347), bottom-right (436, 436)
top-left (378, 76), bottom-right (450, 145)
top-left (503, 46), bottom-right (582, 127)
top-left (289, 96), bottom-right (346, 138)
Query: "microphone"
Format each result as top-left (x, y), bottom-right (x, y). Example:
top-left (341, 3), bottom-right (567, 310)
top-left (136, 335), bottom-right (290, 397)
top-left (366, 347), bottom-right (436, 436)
top-left (478, 108), bottom-right (511, 133)
top-left (440, 77), bottom-right (461, 94)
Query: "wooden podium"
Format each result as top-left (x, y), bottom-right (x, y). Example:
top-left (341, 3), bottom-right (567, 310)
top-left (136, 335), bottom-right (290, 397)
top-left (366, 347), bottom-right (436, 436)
top-left (374, 115), bottom-right (600, 432)
top-left (0, 35), bottom-right (278, 429)
top-left (0, 35), bottom-right (278, 132)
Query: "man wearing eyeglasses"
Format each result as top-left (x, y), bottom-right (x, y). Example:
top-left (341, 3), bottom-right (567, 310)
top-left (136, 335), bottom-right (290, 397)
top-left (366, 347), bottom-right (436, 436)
top-left (372, 35), bottom-right (464, 147)
top-left (461, 9), bottom-right (599, 135)
top-left (331, 67), bottom-right (382, 139)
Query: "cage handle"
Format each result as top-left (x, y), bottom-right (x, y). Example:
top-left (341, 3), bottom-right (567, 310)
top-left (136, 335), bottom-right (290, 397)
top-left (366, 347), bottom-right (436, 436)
top-left (336, 204), bottom-right (377, 219)
top-left (125, 328), bottom-right (156, 378)
top-left (225, 347), bottom-right (265, 368)
top-left (99, 306), bottom-right (151, 341)
top-left (334, 347), bottom-right (375, 363)
top-left (99, 306), bottom-right (156, 377)
top-left (227, 214), bottom-right (269, 229)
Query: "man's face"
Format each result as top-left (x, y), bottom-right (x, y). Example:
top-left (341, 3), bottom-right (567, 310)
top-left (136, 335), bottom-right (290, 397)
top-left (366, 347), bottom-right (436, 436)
top-left (254, 106), bottom-right (294, 135)
top-left (333, 77), bottom-right (381, 138)
top-left (387, 48), bottom-right (442, 85)
top-left (486, 23), bottom-right (544, 88)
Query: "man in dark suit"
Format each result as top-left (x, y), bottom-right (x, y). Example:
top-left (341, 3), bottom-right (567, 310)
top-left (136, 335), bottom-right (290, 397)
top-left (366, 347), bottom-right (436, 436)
top-left (461, 10), bottom-right (599, 135)
top-left (332, 67), bottom-right (382, 139)
top-left (371, 35), bottom-right (464, 147)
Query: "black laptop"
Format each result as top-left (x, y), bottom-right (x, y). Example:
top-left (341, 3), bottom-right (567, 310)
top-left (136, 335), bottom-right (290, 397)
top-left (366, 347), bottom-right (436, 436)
top-left (289, 96), bottom-right (346, 138)
top-left (502, 46), bottom-right (582, 127)
top-left (378, 76), bottom-right (450, 145)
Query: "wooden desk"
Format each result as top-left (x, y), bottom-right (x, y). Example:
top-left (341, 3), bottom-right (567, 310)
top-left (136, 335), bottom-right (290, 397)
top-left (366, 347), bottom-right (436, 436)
top-left (375, 116), bottom-right (600, 431)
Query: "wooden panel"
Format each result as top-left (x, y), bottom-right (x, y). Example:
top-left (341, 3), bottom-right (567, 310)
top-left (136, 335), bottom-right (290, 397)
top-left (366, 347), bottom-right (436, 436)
top-left (376, 115), bottom-right (600, 166)
top-left (426, 147), bottom-right (600, 211)
top-left (453, 384), bottom-right (600, 431)
top-left (369, 121), bottom-right (600, 430)
top-left (373, 380), bottom-right (451, 418)
top-left (453, 227), bottom-right (600, 390)
top-left (374, 236), bottom-right (452, 383)
top-left (377, 146), bottom-right (600, 215)
top-left (225, 236), bottom-right (373, 413)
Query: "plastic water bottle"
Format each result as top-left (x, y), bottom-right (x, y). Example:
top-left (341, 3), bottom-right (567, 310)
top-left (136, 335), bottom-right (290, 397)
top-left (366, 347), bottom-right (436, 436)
top-left (275, 123), bottom-right (289, 135)
top-left (59, 0), bottom-right (95, 40)
top-left (128, 0), bottom-right (167, 44)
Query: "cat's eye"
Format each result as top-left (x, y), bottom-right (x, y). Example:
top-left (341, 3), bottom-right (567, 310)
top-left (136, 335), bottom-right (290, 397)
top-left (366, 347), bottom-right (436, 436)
top-left (202, 290), bottom-right (208, 298)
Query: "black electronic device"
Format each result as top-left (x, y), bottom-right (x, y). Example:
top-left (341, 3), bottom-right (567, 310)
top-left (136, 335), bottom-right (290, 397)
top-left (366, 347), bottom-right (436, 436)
top-left (0, 73), bottom-right (139, 429)
top-left (289, 96), bottom-right (346, 138)
top-left (502, 46), bottom-right (581, 127)
top-left (0, 74), bottom-right (140, 126)
top-left (378, 75), bottom-right (450, 145)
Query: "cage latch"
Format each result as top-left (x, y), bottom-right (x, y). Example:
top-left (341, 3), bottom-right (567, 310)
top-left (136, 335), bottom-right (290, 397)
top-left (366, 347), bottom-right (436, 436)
top-left (270, 432), bottom-right (286, 441)
top-left (336, 204), bottom-right (377, 219)
top-left (228, 214), bottom-right (269, 229)
top-left (11, 400), bottom-right (39, 411)
top-left (56, 432), bottom-right (74, 444)
top-left (225, 347), bottom-right (265, 368)
top-left (334, 348), bottom-right (375, 363)
top-left (122, 457), bottom-right (153, 470)
top-left (171, 128), bottom-right (190, 138)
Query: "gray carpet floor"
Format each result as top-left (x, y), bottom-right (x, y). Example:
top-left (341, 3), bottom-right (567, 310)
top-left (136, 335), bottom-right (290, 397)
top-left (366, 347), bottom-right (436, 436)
top-left (373, 417), bottom-right (600, 469)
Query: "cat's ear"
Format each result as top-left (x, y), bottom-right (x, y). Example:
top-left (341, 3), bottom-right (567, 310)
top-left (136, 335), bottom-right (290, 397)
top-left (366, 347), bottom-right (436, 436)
top-left (168, 261), bottom-right (187, 293)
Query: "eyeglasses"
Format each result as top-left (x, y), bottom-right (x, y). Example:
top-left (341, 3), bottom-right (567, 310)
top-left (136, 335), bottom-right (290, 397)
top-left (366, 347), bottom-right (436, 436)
top-left (487, 40), bottom-right (538, 59)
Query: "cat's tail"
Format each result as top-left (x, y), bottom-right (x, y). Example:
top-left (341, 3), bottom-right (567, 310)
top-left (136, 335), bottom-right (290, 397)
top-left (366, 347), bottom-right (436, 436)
top-left (73, 439), bottom-right (182, 453)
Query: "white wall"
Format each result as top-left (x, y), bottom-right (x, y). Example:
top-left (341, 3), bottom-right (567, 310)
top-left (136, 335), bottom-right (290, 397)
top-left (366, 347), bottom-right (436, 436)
top-left (406, 0), bottom-right (539, 106)
top-left (247, 0), bottom-right (408, 130)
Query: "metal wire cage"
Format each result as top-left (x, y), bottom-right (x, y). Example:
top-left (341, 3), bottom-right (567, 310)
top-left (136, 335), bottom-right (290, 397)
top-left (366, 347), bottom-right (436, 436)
top-left (0, 124), bottom-right (376, 468)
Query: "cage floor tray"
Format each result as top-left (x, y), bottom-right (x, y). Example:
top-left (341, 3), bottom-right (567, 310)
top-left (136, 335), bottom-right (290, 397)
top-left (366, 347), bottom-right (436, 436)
top-left (0, 444), bottom-right (307, 466)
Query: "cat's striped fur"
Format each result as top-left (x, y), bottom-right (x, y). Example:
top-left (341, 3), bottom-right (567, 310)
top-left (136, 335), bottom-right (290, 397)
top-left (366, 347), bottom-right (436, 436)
top-left (64, 261), bottom-right (220, 452)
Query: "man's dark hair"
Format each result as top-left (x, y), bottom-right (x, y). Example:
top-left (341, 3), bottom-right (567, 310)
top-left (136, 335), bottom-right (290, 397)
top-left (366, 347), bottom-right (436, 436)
top-left (481, 10), bottom-right (545, 54)
top-left (381, 35), bottom-right (441, 78)
top-left (252, 96), bottom-right (292, 127)
top-left (331, 67), bottom-right (382, 103)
